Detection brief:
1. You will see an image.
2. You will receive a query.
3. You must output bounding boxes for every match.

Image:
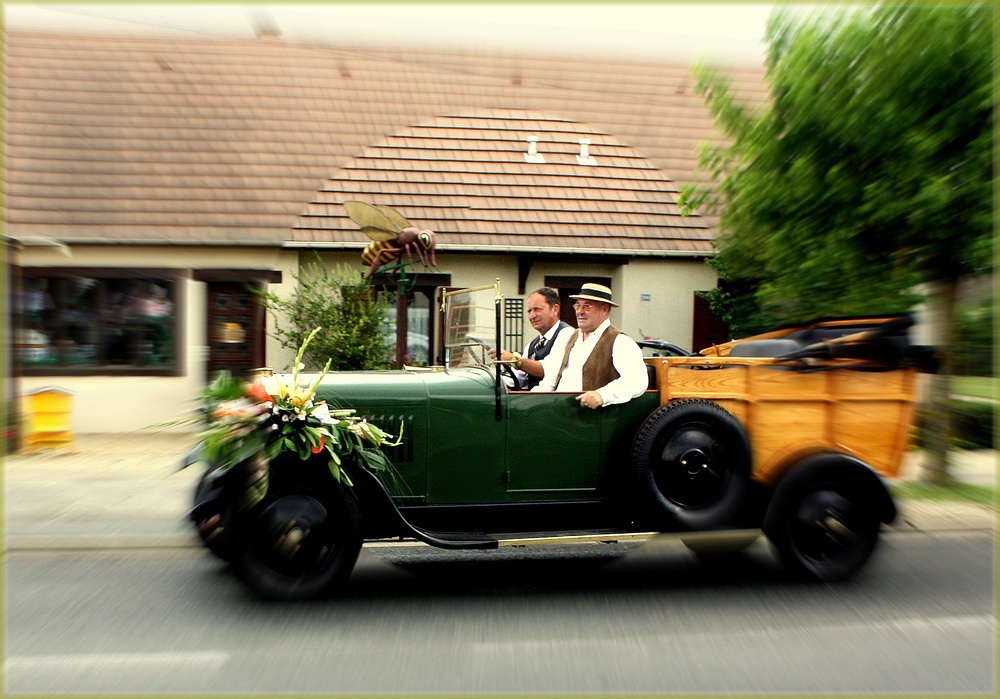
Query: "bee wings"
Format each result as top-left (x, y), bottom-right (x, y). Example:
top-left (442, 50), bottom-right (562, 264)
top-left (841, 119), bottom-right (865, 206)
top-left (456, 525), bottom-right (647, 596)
top-left (343, 200), bottom-right (414, 242)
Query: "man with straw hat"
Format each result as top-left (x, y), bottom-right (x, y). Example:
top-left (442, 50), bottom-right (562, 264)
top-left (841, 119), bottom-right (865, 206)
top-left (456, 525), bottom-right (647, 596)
top-left (534, 283), bottom-right (648, 408)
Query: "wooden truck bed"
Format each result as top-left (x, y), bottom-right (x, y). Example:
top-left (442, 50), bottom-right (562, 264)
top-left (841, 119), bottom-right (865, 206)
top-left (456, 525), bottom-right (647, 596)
top-left (646, 355), bottom-right (917, 485)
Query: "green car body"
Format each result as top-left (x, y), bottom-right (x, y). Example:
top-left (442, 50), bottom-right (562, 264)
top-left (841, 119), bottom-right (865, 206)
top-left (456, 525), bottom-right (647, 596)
top-left (314, 366), bottom-right (659, 506)
top-left (188, 287), bottom-right (929, 600)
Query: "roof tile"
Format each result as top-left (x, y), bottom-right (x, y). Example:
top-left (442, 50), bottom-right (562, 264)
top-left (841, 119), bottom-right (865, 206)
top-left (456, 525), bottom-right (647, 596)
top-left (6, 32), bottom-right (766, 251)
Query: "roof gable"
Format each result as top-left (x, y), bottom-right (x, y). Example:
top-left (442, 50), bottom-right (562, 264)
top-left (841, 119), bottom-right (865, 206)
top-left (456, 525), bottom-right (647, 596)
top-left (4, 32), bottom-right (767, 250)
top-left (294, 111), bottom-right (710, 255)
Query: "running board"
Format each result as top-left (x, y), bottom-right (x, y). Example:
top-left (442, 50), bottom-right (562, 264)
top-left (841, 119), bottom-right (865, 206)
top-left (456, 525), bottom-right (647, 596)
top-left (494, 530), bottom-right (658, 546)
top-left (399, 527), bottom-right (762, 550)
top-left (356, 468), bottom-right (763, 552)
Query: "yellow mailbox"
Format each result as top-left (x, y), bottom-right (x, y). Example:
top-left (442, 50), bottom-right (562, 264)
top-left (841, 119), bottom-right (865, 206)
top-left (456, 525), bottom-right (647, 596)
top-left (21, 386), bottom-right (76, 453)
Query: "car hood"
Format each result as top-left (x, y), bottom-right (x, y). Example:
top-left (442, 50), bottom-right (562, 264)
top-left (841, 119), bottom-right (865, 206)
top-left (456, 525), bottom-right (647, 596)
top-left (307, 367), bottom-right (494, 409)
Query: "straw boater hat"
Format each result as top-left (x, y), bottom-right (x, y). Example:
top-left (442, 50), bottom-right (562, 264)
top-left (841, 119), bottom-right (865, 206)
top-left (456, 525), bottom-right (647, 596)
top-left (569, 283), bottom-right (619, 307)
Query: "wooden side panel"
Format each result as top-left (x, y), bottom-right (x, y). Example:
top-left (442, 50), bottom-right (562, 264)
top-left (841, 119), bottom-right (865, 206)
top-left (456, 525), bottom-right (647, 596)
top-left (646, 357), bottom-right (918, 480)
top-left (749, 401), bottom-right (829, 475)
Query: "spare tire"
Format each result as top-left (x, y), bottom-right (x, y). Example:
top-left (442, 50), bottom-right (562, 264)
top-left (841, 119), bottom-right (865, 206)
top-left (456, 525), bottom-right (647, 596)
top-left (631, 398), bottom-right (752, 530)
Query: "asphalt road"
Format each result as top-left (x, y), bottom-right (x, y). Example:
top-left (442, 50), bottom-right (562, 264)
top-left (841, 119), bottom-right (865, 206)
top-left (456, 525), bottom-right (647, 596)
top-left (5, 531), bottom-right (994, 694)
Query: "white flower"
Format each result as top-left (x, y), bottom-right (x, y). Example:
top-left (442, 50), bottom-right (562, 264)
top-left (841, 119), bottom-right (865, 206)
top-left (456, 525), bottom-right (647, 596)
top-left (311, 401), bottom-right (334, 424)
top-left (259, 376), bottom-right (279, 395)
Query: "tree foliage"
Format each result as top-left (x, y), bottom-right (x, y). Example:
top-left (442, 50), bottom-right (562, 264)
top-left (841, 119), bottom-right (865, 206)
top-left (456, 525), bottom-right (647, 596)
top-left (685, 4), bottom-right (994, 481)
top-left (256, 259), bottom-right (393, 371)
top-left (686, 4), bottom-right (993, 335)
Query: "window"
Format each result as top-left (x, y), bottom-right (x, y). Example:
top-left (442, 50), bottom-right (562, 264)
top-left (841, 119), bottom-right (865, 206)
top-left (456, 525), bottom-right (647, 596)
top-left (15, 269), bottom-right (182, 376)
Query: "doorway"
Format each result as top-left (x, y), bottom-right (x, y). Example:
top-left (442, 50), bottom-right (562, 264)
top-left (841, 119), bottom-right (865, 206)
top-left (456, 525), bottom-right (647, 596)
top-left (205, 281), bottom-right (265, 380)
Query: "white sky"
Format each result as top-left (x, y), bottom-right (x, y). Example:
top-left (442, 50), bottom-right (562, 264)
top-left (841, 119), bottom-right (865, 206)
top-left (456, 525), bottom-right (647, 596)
top-left (2, 4), bottom-right (817, 63)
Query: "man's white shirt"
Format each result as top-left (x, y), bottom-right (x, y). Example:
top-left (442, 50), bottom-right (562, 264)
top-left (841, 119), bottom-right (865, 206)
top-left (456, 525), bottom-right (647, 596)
top-left (532, 318), bottom-right (648, 406)
top-left (511, 320), bottom-right (572, 387)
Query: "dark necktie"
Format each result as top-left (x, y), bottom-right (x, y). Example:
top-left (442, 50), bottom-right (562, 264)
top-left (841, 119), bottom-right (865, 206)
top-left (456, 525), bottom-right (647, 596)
top-left (534, 336), bottom-right (545, 357)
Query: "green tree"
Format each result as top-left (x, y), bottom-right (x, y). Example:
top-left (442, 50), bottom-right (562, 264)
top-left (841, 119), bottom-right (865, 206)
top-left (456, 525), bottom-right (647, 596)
top-left (686, 4), bottom-right (994, 482)
top-left (953, 285), bottom-right (996, 378)
top-left (257, 258), bottom-right (393, 371)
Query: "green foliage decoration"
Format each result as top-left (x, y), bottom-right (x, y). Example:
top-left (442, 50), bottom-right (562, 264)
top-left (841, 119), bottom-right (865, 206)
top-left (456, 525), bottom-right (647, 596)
top-left (148, 329), bottom-right (404, 501)
top-left (256, 257), bottom-right (393, 371)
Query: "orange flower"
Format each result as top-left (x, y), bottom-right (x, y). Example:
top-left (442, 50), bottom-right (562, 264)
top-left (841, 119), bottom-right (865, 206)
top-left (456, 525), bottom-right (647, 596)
top-left (246, 382), bottom-right (271, 403)
top-left (311, 435), bottom-right (325, 454)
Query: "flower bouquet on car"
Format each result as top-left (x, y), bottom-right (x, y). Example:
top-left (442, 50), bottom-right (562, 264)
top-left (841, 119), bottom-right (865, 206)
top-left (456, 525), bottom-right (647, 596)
top-left (158, 327), bottom-right (401, 500)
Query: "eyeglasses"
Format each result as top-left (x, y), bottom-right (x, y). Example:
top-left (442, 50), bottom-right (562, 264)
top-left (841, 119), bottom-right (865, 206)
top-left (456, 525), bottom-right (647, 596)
top-left (573, 302), bottom-right (599, 311)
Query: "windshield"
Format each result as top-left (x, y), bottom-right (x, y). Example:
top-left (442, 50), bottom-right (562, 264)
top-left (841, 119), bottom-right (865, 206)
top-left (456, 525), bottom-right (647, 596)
top-left (442, 283), bottom-right (501, 370)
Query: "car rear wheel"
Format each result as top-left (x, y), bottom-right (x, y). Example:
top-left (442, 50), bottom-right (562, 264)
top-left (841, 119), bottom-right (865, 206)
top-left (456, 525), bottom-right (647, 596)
top-left (764, 456), bottom-right (882, 582)
top-left (231, 481), bottom-right (362, 600)
top-left (631, 398), bottom-right (752, 530)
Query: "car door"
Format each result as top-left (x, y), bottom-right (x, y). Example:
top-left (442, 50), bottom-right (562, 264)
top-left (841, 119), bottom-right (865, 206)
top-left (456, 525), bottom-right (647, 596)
top-left (424, 367), bottom-right (508, 503)
top-left (504, 391), bottom-right (602, 499)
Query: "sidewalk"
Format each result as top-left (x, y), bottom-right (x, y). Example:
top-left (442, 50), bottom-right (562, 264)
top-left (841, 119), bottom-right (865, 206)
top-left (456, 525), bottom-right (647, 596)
top-left (5, 433), bottom-right (203, 550)
top-left (3, 433), bottom-right (995, 552)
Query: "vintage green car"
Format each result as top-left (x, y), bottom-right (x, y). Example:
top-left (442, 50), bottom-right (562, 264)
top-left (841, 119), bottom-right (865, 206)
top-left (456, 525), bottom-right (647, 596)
top-left (187, 283), bottom-right (936, 600)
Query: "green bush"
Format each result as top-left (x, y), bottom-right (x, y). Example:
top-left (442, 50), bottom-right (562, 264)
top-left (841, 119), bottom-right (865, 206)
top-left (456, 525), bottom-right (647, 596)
top-left (256, 259), bottom-right (393, 371)
top-left (951, 400), bottom-right (996, 450)
top-left (953, 291), bottom-right (995, 378)
top-left (914, 399), bottom-right (995, 450)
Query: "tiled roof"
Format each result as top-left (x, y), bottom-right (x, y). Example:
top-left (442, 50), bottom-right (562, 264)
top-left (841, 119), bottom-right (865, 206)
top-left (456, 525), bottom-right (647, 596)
top-left (4, 32), bottom-right (767, 252)
top-left (294, 111), bottom-right (711, 254)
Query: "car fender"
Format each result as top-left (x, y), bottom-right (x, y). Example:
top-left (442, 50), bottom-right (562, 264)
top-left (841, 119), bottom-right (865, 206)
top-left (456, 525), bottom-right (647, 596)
top-left (762, 452), bottom-right (897, 532)
top-left (352, 467), bottom-right (497, 549)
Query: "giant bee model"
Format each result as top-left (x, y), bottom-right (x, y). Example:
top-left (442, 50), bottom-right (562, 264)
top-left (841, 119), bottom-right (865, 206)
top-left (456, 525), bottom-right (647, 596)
top-left (343, 201), bottom-right (438, 278)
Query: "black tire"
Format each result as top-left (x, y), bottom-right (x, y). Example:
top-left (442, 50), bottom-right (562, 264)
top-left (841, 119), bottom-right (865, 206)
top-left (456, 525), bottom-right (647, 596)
top-left (230, 480), bottom-right (362, 600)
top-left (631, 398), bottom-right (752, 530)
top-left (192, 469), bottom-right (234, 562)
top-left (763, 454), bottom-right (882, 582)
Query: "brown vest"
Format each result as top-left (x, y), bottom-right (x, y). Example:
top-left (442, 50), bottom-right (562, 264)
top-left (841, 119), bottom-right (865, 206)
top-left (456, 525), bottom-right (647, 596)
top-left (555, 326), bottom-right (622, 391)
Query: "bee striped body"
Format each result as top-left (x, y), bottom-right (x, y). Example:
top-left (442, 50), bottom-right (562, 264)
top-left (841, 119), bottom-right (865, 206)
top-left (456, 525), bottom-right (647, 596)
top-left (343, 200), bottom-right (438, 278)
top-left (361, 240), bottom-right (401, 271)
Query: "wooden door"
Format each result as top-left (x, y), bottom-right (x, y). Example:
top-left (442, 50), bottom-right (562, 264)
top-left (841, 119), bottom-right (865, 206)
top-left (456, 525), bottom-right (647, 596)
top-left (205, 282), bottom-right (264, 380)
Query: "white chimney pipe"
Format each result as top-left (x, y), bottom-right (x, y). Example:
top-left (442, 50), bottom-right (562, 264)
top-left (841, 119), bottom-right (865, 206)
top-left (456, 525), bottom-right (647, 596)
top-left (525, 135), bottom-right (545, 163)
top-left (577, 138), bottom-right (597, 166)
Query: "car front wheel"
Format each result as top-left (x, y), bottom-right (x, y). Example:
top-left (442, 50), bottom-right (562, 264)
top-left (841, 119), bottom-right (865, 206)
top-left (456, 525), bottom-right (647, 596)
top-left (230, 481), bottom-right (362, 600)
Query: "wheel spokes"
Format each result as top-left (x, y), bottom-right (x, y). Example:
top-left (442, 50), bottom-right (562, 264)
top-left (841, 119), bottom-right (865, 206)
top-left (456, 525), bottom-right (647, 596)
top-left (250, 494), bottom-right (338, 577)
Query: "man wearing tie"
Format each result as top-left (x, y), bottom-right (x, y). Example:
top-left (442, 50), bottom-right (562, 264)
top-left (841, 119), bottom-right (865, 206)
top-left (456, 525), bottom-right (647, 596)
top-left (534, 283), bottom-right (648, 408)
top-left (492, 287), bottom-right (572, 390)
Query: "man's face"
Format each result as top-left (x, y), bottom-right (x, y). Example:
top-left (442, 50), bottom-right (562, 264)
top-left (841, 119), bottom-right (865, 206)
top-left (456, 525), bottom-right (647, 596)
top-left (575, 299), bottom-right (610, 333)
top-left (526, 293), bottom-right (560, 334)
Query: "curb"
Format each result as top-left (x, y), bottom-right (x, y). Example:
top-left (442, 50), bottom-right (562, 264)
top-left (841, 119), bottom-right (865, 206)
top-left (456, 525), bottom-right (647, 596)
top-left (4, 534), bottom-right (201, 552)
top-left (6, 503), bottom-right (993, 553)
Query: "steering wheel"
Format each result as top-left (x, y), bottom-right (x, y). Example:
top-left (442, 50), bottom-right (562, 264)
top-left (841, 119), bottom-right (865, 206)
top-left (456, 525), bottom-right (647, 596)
top-left (499, 362), bottom-right (522, 391)
top-left (467, 335), bottom-right (522, 389)
top-left (463, 335), bottom-right (492, 366)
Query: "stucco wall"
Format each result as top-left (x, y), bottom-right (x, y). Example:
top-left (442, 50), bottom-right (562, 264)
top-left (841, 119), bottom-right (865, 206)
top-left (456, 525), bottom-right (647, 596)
top-left (14, 245), bottom-right (716, 433)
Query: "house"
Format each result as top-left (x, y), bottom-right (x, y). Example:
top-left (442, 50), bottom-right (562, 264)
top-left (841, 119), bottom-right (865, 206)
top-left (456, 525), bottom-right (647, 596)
top-left (5, 31), bottom-right (767, 432)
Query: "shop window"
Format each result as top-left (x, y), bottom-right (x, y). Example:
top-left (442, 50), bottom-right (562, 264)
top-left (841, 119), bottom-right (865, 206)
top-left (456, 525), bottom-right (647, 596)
top-left (15, 271), bottom-right (182, 376)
